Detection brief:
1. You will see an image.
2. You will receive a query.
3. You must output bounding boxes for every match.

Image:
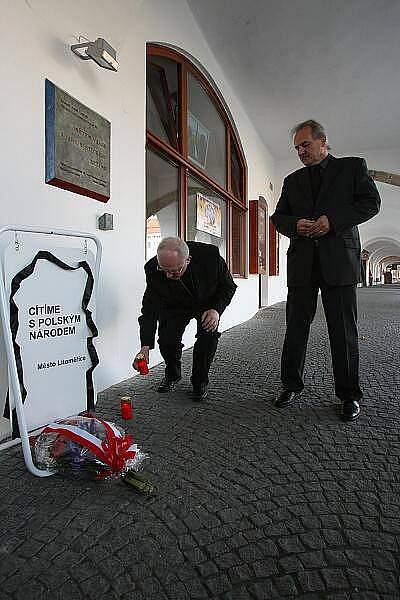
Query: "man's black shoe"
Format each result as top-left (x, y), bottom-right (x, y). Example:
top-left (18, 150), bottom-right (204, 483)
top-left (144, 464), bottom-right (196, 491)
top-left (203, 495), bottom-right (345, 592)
top-left (192, 384), bottom-right (208, 402)
top-left (274, 389), bottom-right (299, 408)
top-left (157, 376), bottom-right (182, 393)
top-left (341, 400), bottom-right (360, 422)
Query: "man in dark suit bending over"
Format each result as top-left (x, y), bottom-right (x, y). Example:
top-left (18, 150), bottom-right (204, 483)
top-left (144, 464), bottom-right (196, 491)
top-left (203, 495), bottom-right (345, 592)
top-left (271, 120), bottom-right (381, 421)
top-left (132, 237), bottom-right (237, 401)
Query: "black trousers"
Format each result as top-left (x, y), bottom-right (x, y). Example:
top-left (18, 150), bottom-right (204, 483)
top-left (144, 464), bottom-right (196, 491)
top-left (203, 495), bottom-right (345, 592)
top-left (281, 274), bottom-right (362, 403)
top-left (158, 310), bottom-right (220, 386)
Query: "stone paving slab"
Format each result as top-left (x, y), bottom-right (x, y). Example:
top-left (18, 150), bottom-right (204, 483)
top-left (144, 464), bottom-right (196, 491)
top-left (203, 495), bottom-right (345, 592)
top-left (0, 285), bottom-right (399, 599)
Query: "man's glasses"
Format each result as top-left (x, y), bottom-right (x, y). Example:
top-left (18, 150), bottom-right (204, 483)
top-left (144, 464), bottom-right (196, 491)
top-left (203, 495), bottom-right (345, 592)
top-left (157, 261), bottom-right (187, 275)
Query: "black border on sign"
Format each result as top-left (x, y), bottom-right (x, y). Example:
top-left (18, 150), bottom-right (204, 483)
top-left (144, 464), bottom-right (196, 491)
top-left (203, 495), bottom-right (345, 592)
top-left (4, 251), bottom-right (99, 438)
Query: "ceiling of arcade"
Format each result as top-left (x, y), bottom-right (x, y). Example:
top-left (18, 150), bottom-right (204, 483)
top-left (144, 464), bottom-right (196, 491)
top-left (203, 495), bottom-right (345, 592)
top-left (363, 238), bottom-right (400, 267)
top-left (188, 0), bottom-right (400, 161)
top-left (188, 1), bottom-right (400, 249)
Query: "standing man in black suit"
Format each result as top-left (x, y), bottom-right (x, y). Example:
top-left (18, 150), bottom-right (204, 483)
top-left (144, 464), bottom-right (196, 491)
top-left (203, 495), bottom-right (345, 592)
top-left (132, 237), bottom-right (237, 401)
top-left (271, 120), bottom-right (381, 421)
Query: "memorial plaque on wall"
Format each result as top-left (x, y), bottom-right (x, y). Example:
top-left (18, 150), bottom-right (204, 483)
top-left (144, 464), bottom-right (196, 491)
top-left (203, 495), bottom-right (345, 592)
top-left (45, 79), bottom-right (110, 202)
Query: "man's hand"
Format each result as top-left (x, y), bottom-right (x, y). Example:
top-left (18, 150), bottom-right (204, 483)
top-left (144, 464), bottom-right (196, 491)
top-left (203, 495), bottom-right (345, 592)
top-left (132, 346), bottom-right (150, 371)
top-left (308, 215), bottom-right (330, 238)
top-left (297, 218), bottom-right (317, 237)
top-left (297, 216), bottom-right (330, 238)
top-left (201, 309), bottom-right (219, 332)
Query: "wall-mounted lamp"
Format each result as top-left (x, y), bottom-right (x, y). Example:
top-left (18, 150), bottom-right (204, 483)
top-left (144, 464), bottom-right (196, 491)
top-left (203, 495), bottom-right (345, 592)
top-left (71, 37), bottom-right (119, 72)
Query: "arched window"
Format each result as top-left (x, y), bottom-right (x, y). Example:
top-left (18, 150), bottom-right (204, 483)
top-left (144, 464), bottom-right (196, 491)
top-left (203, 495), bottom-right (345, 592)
top-left (146, 44), bottom-right (247, 277)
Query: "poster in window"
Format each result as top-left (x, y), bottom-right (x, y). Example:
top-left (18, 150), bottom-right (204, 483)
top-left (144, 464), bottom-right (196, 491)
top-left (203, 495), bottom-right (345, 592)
top-left (196, 193), bottom-right (221, 238)
top-left (188, 112), bottom-right (210, 169)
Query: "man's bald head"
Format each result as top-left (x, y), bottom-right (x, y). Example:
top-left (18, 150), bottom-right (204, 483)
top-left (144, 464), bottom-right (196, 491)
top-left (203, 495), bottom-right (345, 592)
top-left (157, 237), bottom-right (189, 260)
top-left (157, 237), bottom-right (191, 279)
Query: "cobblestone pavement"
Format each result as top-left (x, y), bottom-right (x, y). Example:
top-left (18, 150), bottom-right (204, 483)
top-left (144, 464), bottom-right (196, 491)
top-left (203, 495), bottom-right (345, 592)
top-left (0, 285), bottom-right (399, 600)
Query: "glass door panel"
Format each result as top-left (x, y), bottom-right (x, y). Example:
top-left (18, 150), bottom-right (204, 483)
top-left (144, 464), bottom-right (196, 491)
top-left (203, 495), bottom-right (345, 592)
top-left (187, 73), bottom-right (226, 187)
top-left (146, 149), bottom-right (179, 259)
top-left (146, 57), bottom-right (179, 149)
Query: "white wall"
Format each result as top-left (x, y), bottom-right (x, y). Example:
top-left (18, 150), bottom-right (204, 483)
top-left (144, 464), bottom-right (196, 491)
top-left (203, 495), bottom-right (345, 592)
top-left (1, 0), bottom-right (276, 392)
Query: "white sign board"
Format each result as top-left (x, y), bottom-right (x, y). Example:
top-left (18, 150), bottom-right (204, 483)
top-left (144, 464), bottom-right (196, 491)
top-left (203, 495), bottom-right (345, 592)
top-left (0, 233), bottom-right (99, 443)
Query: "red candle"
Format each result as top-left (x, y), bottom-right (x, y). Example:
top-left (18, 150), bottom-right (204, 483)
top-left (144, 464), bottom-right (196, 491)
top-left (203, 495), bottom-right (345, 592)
top-left (120, 396), bottom-right (132, 420)
top-left (137, 357), bottom-right (149, 375)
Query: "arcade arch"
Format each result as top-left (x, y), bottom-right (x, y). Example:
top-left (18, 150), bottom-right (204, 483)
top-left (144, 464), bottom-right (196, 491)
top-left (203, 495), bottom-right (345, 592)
top-left (362, 236), bottom-right (400, 285)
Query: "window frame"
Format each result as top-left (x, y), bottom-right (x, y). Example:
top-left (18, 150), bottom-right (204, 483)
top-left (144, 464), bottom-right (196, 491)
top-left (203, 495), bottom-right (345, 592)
top-left (249, 197), bottom-right (268, 275)
top-left (269, 219), bottom-right (279, 276)
top-left (146, 44), bottom-right (247, 277)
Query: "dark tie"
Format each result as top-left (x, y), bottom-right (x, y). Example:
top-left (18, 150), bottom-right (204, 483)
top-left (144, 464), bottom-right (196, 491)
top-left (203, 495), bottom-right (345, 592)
top-left (309, 165), bottom-right (322, 204)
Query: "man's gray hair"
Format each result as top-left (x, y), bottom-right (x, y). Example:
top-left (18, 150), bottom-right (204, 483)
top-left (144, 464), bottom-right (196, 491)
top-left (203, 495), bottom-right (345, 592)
top-left (157, 237), bottom-right (189, 260)
top-left (291, 119), bottom-right (331, 150)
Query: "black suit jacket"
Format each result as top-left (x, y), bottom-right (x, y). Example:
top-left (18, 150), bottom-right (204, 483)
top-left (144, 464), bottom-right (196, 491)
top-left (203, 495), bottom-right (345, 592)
top-left (271, 156), bottom-right (381, 287)
top-left (139, 242), bottom-right (237, 348)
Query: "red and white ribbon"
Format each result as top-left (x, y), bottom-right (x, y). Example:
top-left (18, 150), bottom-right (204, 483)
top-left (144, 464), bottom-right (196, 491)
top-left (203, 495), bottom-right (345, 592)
top-left (43, 417), bottom-right (137, 475)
